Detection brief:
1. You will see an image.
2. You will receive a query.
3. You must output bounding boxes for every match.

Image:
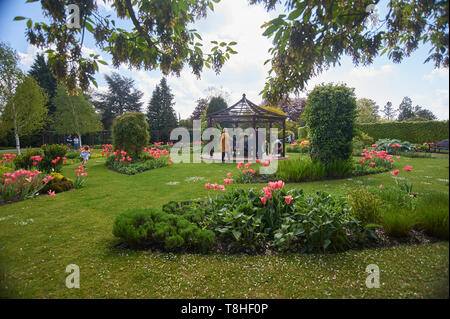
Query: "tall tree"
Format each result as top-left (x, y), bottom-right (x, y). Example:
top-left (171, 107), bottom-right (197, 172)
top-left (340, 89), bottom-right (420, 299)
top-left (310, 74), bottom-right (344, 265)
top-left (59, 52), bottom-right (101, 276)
top-left (0, 42), bottom-right (22, 116)
top-left (356, 98), bottom-right (380, 123)
top-left (93, 72), bottom-right (144, 129)
top-left (28, 54), bottom-right (57, 117)
top-left (52, 84), bottom-right (103, 146)
top-left (382, 101), bottom-right (396, 120)
top-left (18, 0), bottom-right (237, 93)
top-left (397, 96), bottom-right (415, 121)
top-left (206, 96), bottom-right (228, 115)
top-left (190, 98), bottom-right (209, 120)
top-left (250, 0), bottom-right (449, 103)
top-left (146, 78), bottom-right (178, 142)
top-left (1, 76), bottom-right (48, 155)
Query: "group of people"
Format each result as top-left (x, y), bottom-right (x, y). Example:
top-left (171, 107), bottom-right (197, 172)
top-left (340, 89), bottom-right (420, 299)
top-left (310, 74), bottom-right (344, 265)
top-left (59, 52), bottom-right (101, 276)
top-left (64, 135), bottom-right (91, 167)
top-left (64, 135), bottom-right (80, 151)
top-left (219, 128), bottom-right (284, 163)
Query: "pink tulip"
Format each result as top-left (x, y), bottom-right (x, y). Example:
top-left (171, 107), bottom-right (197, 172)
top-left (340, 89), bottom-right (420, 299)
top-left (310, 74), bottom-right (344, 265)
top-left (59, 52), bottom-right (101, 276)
top-left (284, 195), bottom-right (293, 204)
top-left (370, 162), bottom-right (375, 167)
top-left (379, 184), bottom-right (383, 189)
top-left (48, 190), bottom-right (55, 197)
top-left (81, 173), bottom-right (88, 177)
top-left (224, 178), bottom-right (231, 185)
top-left (212, 184), bottom-right (218, 190)
top-left (219, 185), bottom-right (226, 192)
top-left (260, 196), bottom-right (267, 205)
top-left (391, 170), bottom-right (399, 176)
top-left (276, 180), bottom-right (284, 189)
top-left (205, 183), bottom-right (211, 190)
top-left (403, 165), bottom-right (412, 172)
top-left (227, 172), bottom-right (231, 178)
top-left (359, 158), bottom-right (365, 163)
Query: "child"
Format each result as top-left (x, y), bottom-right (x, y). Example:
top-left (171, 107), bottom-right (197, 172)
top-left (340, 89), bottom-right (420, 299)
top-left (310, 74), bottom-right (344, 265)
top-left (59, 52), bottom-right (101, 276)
top-left (80, 146), bottom-right (91, 167)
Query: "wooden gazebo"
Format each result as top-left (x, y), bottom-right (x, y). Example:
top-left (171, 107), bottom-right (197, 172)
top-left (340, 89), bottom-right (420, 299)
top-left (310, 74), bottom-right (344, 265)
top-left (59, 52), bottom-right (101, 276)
top-left (206, 93), bottom-right (288, 157)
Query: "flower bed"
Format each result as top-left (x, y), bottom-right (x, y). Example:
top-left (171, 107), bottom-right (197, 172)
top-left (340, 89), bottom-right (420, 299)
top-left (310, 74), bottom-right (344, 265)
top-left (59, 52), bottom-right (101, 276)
top-left (105, 147), bottom-right (172, 175)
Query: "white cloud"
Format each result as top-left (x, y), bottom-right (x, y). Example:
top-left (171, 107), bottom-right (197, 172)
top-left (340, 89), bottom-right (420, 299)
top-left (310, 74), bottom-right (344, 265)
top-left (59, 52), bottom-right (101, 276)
top-left (350, 64), bottom-right (394, 78)
top-left (423, 68), bottom-right (449, 81)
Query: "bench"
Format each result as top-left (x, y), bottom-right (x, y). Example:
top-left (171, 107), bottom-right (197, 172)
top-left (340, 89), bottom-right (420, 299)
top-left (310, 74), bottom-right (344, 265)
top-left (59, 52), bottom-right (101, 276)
top-left (430, 139), bottom-right (449, 153)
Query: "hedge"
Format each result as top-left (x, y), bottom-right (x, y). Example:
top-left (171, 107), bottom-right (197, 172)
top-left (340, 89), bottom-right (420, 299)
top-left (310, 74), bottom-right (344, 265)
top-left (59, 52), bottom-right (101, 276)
top-left (359, 121), bottom-right (449, 144)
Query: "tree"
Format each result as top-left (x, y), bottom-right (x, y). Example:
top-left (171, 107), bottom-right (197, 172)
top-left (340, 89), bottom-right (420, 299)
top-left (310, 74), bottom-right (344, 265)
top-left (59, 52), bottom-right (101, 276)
top-left (304, 83), bottom-right (357, 164)
top-left (356, 98), bottom-right (380, 123)
top-left (206, 96), bottom-right (228, 115)
top-left (397, 96), bottom-right (415, 121)
top-left (0, 42), bottom-right (22, 116)
top-left (250, 0), bottom-right (449, 103)
top-left (413, 106), bottom-right (437, 121)
top-left (18, 0), bottom-right (237, 93)
top-left (93, 72), bottom-right (144, 129)
top-left (28, 54), bottom-right (57, 118)
top-left (52, 84), bottom-right (103, 146)
top-left (261, 96), bottom-right (306, 122)
top-left (1, 76), bottom-right (48, 155)
top-left (146, 78), bottom-right (178, 142)
top-left (190, 98), bottom-right (209, 120)
top-left (382, 101), bottom-right (396, 120)
top-left (112, 112), bottom-right (149, 157)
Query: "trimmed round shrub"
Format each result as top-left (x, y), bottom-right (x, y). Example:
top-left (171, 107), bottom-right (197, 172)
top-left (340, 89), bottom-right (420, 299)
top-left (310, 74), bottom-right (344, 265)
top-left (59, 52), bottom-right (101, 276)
top-left (41, 172), bottom-right (73, 193)
top-left (304, 84), bottom-right (357, 164)
top-left (112, 112), bottom-right (150, 157)
top-left (112, 208), bottom-right (215, 252)
top-left (40, 144), bottom-right (68, 172)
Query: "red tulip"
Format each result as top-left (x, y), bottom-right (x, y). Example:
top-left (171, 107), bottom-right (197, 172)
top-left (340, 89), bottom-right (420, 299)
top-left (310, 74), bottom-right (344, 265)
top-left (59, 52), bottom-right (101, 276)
top-left (205, 183), bottom-right (211, 190)
top-left (403, 165), bottom-right (412, 172)
top-left (224, 178), bottom-right (231, 185)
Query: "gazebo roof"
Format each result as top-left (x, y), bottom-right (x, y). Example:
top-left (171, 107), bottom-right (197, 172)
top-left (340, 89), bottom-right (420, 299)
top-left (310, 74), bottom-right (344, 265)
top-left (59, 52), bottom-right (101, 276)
top-left (207, 93), bottom-right (287, 124)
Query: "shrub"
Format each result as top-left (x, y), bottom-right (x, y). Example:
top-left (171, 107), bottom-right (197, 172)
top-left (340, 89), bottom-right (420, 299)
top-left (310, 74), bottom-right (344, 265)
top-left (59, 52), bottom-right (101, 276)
top-left (41, 172), bottom-right (73, 193)
top-left (346, 187), bottom-right (382, 226)
top-left (13, 149), bottom-right (43, 170)
top-left (353, 132), bottom-right (374, 149)
top-left (112, 208), bottom-right (215, 252)
top-left (359, 121), bottom-right (449, 144)
top-left (304, 84), bottom-right (357, 164)
top-left (105, 153), bottom-right (169, 175)
top-left (112, 112), bottom-right (149, 157)
top-left (375, 138), bottom-right (416, 154)
top-left (40, 144), bottom-right (68, 172)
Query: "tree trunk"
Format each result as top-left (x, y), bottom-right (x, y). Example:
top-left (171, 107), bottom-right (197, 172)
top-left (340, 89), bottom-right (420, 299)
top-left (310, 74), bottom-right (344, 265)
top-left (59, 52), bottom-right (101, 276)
top-left (78, 133), bottom-right (82, 149)
top-left (11, 101), bottom-right (21, 155)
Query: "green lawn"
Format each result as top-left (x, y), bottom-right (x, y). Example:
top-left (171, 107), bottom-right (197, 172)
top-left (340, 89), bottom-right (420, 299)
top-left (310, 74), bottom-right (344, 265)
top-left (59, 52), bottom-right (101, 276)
top-left (0, 153), bottom-right (448, 298)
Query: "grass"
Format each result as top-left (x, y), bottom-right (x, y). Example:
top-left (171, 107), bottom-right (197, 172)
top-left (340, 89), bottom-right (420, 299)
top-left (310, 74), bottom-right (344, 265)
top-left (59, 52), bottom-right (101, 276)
top-left (0, 152), bottom-right (448, 298)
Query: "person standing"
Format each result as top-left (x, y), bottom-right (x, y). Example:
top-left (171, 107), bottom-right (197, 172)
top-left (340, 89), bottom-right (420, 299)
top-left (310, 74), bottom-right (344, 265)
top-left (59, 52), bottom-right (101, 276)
top-left (73, 136), bottom-right (79, 151)
top-left (221, 128), bottom-right (231, 163)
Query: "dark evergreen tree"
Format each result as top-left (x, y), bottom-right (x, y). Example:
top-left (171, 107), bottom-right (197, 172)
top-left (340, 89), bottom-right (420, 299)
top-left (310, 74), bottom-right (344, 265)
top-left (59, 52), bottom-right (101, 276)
top-left (28, 54), bottom-right (57, 117)
top-left (397, 97), bottom-right (415, 121)
top-left (206, 96), bottom-right (228, 115)
top-left (93, 72), bottom-right (143, 129)
top-left (146, 78), bottom-right (178, 142)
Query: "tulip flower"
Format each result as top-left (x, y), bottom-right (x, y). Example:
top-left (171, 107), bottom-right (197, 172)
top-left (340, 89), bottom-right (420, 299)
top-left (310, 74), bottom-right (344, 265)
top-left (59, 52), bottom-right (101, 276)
top-left (219, 185), bottom-right (226, 192)
top-left (81, 173), bottom-right (88, 177)
top-left (391, 170), bottom-right (400, 176)
top-left (370, 162), bottom-right (375, 167)
top-left (284, 195), bottom-right (293, 204)
top-left (276, 180), bottom-right (284, 189)
top-left (260, 196), bottom-right (267, 205)
top-left (227, 172), bottom-right (231, 178)
top-left (403, 165), bottom-right (412, 172)
top-left (205, 183), bottom-right (211, 190)
top-left (224, 178), bottom-right (231, 185)
top-left (212, 184), bottom-right (218, 190)
top-left (379, 184), bottom-right (383, 189)
top-left (48, 190), bottom-right (55, 197)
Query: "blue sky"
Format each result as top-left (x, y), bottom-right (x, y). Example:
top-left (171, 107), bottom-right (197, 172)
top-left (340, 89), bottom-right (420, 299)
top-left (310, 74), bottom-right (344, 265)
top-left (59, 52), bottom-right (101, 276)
top-left (0, 0), bottom-right (448, 120)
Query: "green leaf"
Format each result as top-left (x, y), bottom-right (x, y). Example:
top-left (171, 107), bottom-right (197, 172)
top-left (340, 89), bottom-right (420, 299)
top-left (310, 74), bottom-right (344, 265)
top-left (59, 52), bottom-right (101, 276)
top-left (208, 1), bottom-right (214, 11)
top-left (232, 230), bottom-right (241, 240)
top-left (97, 60), bottom-right (108, 65)
top-left (14, 16), bottom-right (26, 21)
top-left (27, 19), bottom-right (32, 28)
top-left (288, 7), bottom-right (304, 20)
top-left (263, 24), bottom-right (280, 37)
top-left (323, 239), bottom-right (331, 250)
top-left (228, 41), bottom-right (237, 46)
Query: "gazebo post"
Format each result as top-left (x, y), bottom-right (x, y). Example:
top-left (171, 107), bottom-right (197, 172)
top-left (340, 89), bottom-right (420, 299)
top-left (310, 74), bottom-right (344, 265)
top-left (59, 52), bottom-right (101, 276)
top-left (282, 120), bottom-right (286, 158)
top-left (253, 116), bottom-right (258, 159)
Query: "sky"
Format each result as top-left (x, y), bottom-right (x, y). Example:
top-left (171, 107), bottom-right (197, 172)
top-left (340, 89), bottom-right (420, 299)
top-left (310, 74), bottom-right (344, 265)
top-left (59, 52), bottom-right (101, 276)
top-left (0, 0), bottom-right (448, 120)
